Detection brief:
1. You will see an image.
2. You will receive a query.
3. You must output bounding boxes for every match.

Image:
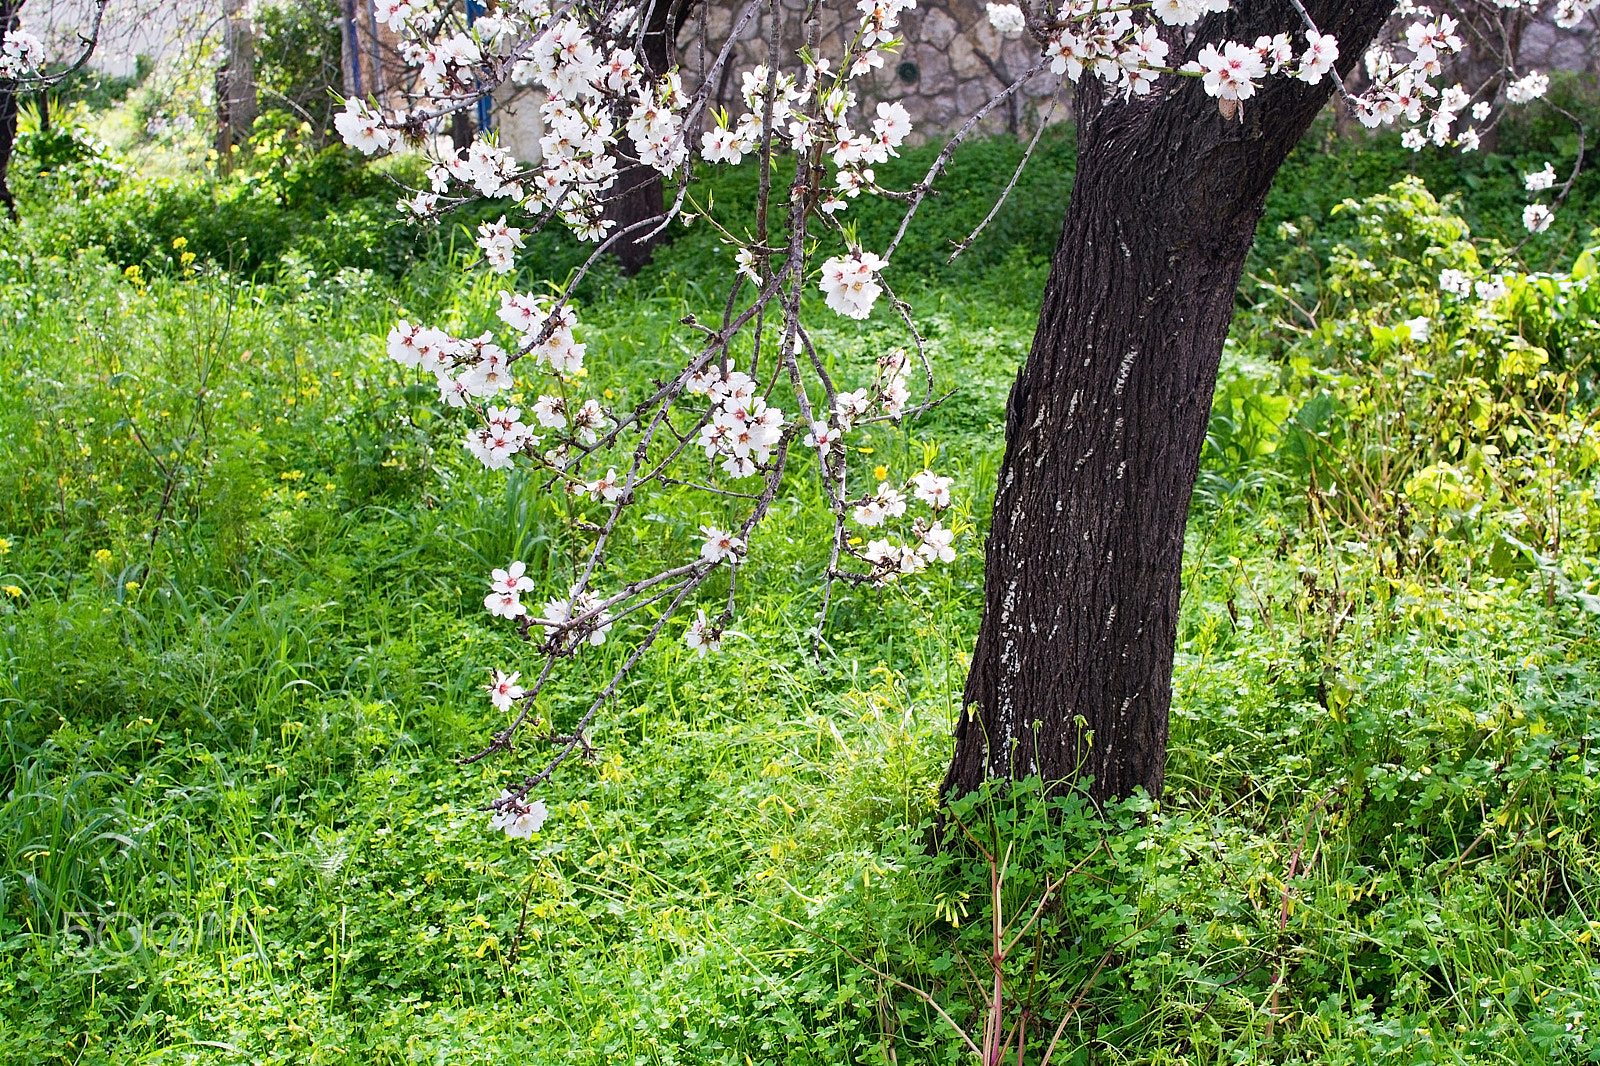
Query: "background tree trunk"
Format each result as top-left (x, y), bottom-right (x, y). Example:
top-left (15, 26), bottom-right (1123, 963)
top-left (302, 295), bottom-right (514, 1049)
top-left (946, 0), bottom-right (1396, 805)
top-left (602, 0), bottom-right (697, 274)
top-left (215, 0), bottom-right (257, 169)
top-left (0, 0), bottom-right (25, 221)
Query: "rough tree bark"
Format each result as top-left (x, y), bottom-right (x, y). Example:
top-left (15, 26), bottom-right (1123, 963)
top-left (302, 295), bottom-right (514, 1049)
top-left (0, 0), bottom-right (24, 221)
top-left (945, 0), bottom-right (1396, 805)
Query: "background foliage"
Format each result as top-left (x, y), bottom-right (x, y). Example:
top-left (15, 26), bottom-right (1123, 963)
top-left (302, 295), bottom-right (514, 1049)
top-left (0, 86), bottom-right (1597, 1065)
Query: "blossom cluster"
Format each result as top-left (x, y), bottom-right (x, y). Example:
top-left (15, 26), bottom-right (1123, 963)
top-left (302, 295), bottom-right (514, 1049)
top-left (489, 789), bottom-right (548, 838)
top-left (1438, 269), bottom-right (1510, 303)
top-left (852, 468), bottom-right (955, 578)
top-left (686, 368), bottom-right (786, 479)
top-left (819, 252), bottom-right (888, 320)
top-left (1554, 0), bottom-right (1600, 26)
top-left (1347, 10), bottom-right (1567, 231)
top-left (386, 320), bottom-right (514, 410)
top-left (497, 290), bottom-right (587, 376)
top-left (0, 29), bottom-right (43, 79)
top-left (144, 113), bottom-right (197, 139)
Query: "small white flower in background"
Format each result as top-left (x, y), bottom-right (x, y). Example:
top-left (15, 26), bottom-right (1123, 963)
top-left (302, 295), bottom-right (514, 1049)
top-left (819, 253), bottom-right (886, 320)
top-left (490, 790), bottom-right (548, 839)
top-left (1402, 316), bottom-right (1430, 343)
top-left (1506, 72), bottom-right (1549, 105)
top-left (1475, 276), bottom-right (1509, 301)
top-left (1471, 101), bottom-right (1492, 121)
top-left (685, 609), bottom-right (721, 656)
top-left (1438, 269), bottom-right (1470, 296)
top-left (1523, 203), bottom-right (1553, 233)
top-left (1456, 128), bottom-right (1479, 153)
top-left (334, 98), bottom-right (396, 155)
top-left (985, 3), bottom-right (1026, 36)
top-left (699, 525), bottom-right (745, 564)
top-left (910, 471), bottom-right (953, 510)
top-left (1401, 128), bottom-right (1426, 151)
top-left (486, 669), bottom-right (525, 711)
top-left (1524, 162), bottom-right (1556, 192)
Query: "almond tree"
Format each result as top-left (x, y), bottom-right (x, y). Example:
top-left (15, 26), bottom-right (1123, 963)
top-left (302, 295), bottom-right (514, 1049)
top-left (328, 0), bottom-right (1587, 829)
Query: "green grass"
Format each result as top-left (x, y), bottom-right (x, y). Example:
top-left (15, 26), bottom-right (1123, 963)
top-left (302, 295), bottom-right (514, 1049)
top-left (0, 124), bottom-right (1597, 1066)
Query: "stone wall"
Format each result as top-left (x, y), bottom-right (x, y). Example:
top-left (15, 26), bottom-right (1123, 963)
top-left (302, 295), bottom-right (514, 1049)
top-left (461, 2), bottom-right (1600, 165)
top-left (494, 1), bottom-right (1062, 164)
top-left (678, 0), bottom-right (1062, 141)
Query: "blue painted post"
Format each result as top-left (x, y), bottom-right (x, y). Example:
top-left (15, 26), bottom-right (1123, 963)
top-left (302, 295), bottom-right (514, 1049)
top-left (466, 0), bottom-right (493, 132)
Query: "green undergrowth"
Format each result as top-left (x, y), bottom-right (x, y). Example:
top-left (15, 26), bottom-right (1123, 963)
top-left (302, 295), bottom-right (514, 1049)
top-left (0, 127), bottom-right (1597, 1065)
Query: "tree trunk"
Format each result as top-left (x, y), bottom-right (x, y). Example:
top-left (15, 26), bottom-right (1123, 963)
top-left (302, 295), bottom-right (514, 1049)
top-left (215, 0), bottom-right (258, 169)
top-left (601, 0), bottom-right (697, 274)
top-left (945, 0), bottom-right (1395, 805)
top-left (0, 0), bottom-right (24, 221)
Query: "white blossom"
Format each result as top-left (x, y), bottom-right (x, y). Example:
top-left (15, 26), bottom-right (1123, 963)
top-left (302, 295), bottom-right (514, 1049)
top-left (699, 525), bottom-right (746, 564)
top-left (819, 253), bottom-right (886, 320)
top-left (1438, 268), bottom-right (1471, 296)
top-left (1194, 41), bottom-right (1266, 102)
top-left (853, 483), bottom-right (908, 527)
top-left (0, 30), bottom-right (44, 78)
top-left (911, 471), bottom-right (953, 510)
top-left (1295, 31), bottom-right (1339, 84)
top-left (1506, 72), bottom-right (1549, 104)
top-left (1524, 162), bottom-right (1556, 192)
top-left (489, 791), bottom-right (548, 838)
top-left (477, 217), bottom-right (526, 274)
top-left (804, 420), bottom-right (842, 459)
top-left (985, 3), bottom-right (1026, 35)
top-left (334, 99), bottom-right (396, 155)
top-left (487, 669), bottom-right (526, 711)
top-left (685, 609), bottom-right (721, 656)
